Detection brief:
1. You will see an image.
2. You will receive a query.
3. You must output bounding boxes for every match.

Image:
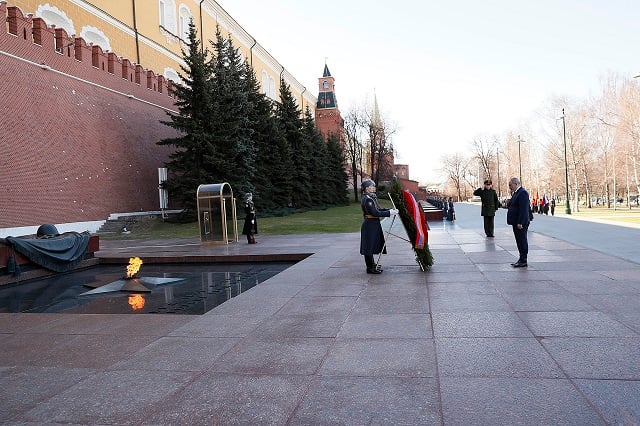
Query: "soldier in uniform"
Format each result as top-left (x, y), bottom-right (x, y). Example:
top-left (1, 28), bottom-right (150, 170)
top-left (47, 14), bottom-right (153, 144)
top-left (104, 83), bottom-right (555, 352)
top-left (242, 192), bottom-right (257, 244)
top-left (446, 197), bottom-right (456, 221)
top-left (473, 179), bottom-right (500, 237)
top-left (360, 179), bottom-right (398, 274)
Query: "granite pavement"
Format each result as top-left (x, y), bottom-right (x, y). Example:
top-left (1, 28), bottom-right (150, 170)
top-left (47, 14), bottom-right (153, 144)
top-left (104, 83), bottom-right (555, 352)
top-left (1, 202), bottom-right (639, 425)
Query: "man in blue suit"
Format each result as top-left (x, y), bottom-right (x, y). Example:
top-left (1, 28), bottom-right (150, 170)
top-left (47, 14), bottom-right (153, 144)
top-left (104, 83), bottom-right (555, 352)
top-left (507, 177), bottom-right (531, 267)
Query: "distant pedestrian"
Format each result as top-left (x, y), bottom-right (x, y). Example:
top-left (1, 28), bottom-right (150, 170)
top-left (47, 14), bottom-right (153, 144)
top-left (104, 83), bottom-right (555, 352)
top-left (473, 179), bottom-right (500, 237)
top-left (360, 179), bottom-right (398, 274)
top-left (446, 197), bottom-right (455, 221)
top-left (538, 197), bottom-right (545, 215)
top-left (242, 192), bottom-right (257, 244)
top-left (542, 195), bottom-right (549, 215)
top-left (550, 199), bottom-right (556, 216)
top-left (507, 177), bottom-right (530, 268)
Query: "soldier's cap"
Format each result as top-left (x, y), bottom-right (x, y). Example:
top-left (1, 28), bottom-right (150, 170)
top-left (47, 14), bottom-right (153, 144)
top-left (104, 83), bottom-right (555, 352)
top-left (361, 179), bottom-right (375, 190)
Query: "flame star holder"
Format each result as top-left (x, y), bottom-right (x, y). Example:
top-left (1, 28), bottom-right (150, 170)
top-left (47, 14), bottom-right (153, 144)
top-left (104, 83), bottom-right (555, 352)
top-left (79, 257), bottom-right (185, 295)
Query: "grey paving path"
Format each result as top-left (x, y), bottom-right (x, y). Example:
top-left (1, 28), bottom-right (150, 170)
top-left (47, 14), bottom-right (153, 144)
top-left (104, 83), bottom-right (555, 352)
top-left (1, 209), bottom-right (639, 425)
top-left (454, 202), bottom-right (640, 264)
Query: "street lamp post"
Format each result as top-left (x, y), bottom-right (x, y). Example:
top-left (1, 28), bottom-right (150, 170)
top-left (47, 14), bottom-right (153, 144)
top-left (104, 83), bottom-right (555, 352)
top-left (496, 147), bottom-right (501, 198)
top-left (517, 135), bottom-right (524, 186)
top-left (562, 108), bottom-right (571, 214)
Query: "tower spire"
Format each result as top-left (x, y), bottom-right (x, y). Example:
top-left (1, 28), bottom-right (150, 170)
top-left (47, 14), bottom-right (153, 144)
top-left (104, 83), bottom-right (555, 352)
top-left (315, 61), bottom-right (343, 143)
top-left (323, 63), bottom-right (331, 77)
top-left (372, 91), bottom-right (381, 125)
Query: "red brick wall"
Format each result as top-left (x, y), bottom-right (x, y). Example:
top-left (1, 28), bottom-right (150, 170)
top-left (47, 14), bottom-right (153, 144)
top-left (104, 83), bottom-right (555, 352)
top-left (398, 179), bottom-right (420, 196)
top-left (394, 164), bottom-right (410, 180)
top-left (0, 5), bottom-right (181, 228)
top-left (316, 110), bottom-right (344, 142)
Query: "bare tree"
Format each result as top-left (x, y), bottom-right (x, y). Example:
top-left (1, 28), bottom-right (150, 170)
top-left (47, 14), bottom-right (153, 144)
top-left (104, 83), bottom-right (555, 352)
top-left (616, 78), bottom-right (640, 201)
top-left (593, 73), bottom-right (622, 208)
top-left (363, 99), bottom-right (397, 187)
top-left (470, 135), bottom-right (499, 183)
top-left (340, 72), bottom-right (640, 212)
top-left (564, 104), bottom-right (588, 212)
top-left (433, 73), bottom-right (640, 212)
top-left (442, 152), bottom-right (472, 201)
top-left (343, 108), bottom-right (366, 201)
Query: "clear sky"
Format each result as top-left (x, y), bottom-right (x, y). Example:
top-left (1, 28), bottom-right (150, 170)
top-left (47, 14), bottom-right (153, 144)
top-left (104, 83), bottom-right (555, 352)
top-left (217, 0), bottom-right (640, 183)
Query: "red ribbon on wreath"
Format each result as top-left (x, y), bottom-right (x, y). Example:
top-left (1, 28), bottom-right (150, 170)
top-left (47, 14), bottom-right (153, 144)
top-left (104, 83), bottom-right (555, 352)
top-left (402, 190), bottom-right (428, 249)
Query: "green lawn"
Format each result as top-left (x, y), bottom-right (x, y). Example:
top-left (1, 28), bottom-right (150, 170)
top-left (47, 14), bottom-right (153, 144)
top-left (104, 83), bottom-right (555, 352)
top-left (103, 200), bottom-right (394, 240)
top-left (554, 205), bottom-right (640, 225)
top-left (103, 200), bottom-right (639, 240)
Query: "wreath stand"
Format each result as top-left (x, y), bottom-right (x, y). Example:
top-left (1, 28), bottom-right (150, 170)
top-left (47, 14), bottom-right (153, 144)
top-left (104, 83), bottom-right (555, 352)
top-left (375, 194), bottom-right (427, 272)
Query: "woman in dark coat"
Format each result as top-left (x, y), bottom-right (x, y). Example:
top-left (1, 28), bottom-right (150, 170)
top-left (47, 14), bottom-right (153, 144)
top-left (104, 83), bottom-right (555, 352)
top-left (242, 193), bottom-right (257, 244)
top-left (360, 179), bottom-right (398, 274)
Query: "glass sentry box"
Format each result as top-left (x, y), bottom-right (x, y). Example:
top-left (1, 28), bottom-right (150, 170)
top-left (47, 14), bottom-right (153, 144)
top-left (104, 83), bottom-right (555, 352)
top-left (196, 183), bottom-right (238, 244)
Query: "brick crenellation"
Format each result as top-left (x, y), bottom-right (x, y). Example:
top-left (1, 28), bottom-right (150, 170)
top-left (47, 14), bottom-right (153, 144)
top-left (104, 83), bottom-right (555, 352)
top-left (1, 3), bottom-right (183, 229)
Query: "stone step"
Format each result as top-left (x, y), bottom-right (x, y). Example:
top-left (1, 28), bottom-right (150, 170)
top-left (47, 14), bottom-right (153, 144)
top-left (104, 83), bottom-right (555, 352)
top-left (96, 218), bottom-right (138, 235)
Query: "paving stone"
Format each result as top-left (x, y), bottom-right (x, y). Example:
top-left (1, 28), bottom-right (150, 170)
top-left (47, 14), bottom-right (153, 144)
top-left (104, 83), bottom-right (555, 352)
top-left (292, 376), bottom-right (441, 424)
top-left (338, 313), bottom-right (432, 338)
top-left (433, 312), bottom-right (533, 337)
top-left (141, 373), bottom-right (310, 425)
top-left (430, 294), bottom-right (513, 312)
top-left (440, 377), bottom-right (604, 425)
top-left (541, 337), bottom-right (640, 379)
top-left (21, 370), bottom-right (194, 425)
top-left (210, 337), bottom-right (333, 375)
top-left (319, 338), bottom-right (436, 377)
top-left (518, 311), bottom-right (638, 337)
top-left (168, 313), bottom-right (267, 338)
top-left (277, 295), bottom-right (357, 316)
top-left (351, 295), bottom-right (430, 314)
top-left (575, 379), bottom-right (640, 425)
top-left (248, 311), bottom-right (348, 338)
top-left (436, 337), bottom-right (565, 378)
top-left (109, 336), bottom-right (241, 371)
top-left (0, 366), bottom-right (93, 423)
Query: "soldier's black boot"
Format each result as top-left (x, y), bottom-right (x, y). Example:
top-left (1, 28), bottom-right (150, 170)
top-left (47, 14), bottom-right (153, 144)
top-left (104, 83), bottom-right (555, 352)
top-left (365, 255), bottom-right (382, 274)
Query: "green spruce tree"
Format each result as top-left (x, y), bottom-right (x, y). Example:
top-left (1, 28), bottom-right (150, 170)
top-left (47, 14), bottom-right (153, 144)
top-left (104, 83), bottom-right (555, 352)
top-left (207, 27), bottom-right (254, 194)
top-left (302, 106), bottom-right (330, 205)
top-left (326, 133), bottom-right (349, 205)
top-left (158, 20), bottom-right (215, 212)
top-left (241, 60), bottom-right (288, 211)
top-left (276, 78), bottom-right (311, 208)
top-left (224, 35), bottom-right (255, 194)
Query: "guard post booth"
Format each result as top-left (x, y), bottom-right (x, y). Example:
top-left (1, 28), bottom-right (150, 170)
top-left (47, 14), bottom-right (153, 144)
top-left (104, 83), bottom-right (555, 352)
top-left (196, 183), bottom-right (238, 244)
